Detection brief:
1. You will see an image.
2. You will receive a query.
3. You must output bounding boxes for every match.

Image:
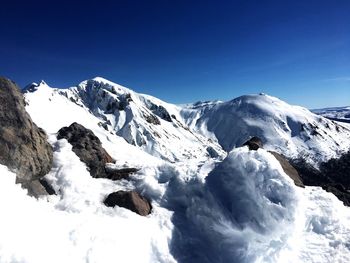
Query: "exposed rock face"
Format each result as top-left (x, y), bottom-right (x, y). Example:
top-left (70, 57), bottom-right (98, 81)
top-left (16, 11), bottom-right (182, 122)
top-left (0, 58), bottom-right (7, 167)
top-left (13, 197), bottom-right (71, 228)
top-left (105, 167), bottom-right (139, 181)
top-left (57, 122), bottom-right (114, 178)
top-left (143, 112), bottom-right (160, 125)
top-left (104, 190), bottom-right (152, 216)
top-left (269, 151), bottom-right (304, 187)
top-left (206, 146), bottom-right (220, 158)
top-left (150, 103), bottom-right (172, 122)
top-left (57, 122), bottom-right (138, 180)
top-left (243, 136), bottom-right (263, 150)
top-left (21, 179), bottom-right (56, 197)
top-left (291, 151), bottom-right (350, 206)
top-left (0, 77), bottom-right (53, 193)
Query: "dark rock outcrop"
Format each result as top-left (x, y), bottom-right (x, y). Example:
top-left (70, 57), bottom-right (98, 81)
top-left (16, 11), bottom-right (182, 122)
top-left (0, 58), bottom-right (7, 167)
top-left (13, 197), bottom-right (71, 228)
top-left (150, 103), bottom-right (172, 122)
top-left (0, 77), bottom-right (53, 195)
top-left (143, 112), bottom-right (161, 125)
top-left (57, 122), bottom-right (138, 180)
top-left (104, 190), bottom-right (152, 216)
top-left (243, 136), bottom-right (263, 150)
top-left (105, 167), bottom-right (139, 181)
top-left (291, 151), bottom-right (350, 206)
top-left (57, 122), bottom-right (114, 178)
top-left (206, 146), bottom-right (220, 158)
top-left (269, 151), bottom-right (304, 187)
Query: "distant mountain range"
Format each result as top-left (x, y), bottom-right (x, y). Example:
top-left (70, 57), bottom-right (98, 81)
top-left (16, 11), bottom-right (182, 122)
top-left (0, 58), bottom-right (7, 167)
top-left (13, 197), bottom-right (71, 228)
top-left (312, 106), bottom-right (350, 123)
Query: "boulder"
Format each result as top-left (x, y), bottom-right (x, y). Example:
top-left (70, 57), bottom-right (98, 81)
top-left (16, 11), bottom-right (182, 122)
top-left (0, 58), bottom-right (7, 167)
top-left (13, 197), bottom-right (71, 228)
top-left (0, 77), bottom-right (53, 194)
top-left (269, 151), bottom-right (304, 187)
top-left (243, 136), bottom-right (263, 150)
top-left (105, 167), bottom-right (139, 181)
top-left (104, 190), bottom-right (152, 216)
top-left (57, 122), bottom-right (114, 178)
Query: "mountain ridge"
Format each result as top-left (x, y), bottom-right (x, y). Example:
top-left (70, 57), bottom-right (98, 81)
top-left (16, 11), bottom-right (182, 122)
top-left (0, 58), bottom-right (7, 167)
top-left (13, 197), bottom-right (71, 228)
top-left (0, 76), bottom-right (350, 262)
top-left (23, 77), bottom-right (350, 166)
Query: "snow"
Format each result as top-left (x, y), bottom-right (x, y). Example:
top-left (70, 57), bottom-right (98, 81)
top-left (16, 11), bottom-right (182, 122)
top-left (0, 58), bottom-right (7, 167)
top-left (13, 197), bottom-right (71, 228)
top-left (313, 106), bottom-right (350, 124)
top-left (182, 94), bottom-right (350, 164)
top-left (24, 79), bottom-right (224, 163)
top-left (0, 139), bottom-right (175, 263)
top-left (1, 143), bottom-right (350, 262)
top-left (162, 148), bottom-right (302, 263)
top-left (0, 77), bottom-right (349, 262)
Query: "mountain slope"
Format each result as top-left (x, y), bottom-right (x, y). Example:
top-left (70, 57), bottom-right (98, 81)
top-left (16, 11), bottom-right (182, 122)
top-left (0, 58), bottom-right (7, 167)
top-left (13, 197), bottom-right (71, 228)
top-left (24, 78), bottom-right (224, 164)
top-left (181, 94), bottom-right (350, 164)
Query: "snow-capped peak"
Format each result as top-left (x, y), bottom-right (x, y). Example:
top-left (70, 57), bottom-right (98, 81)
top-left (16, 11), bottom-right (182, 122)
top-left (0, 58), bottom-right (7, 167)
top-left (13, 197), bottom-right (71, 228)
top-left (24, 77), bottom-right (225, 163)
top-left (181, 93), bottom-right (350, 164)
top-left (23, 77), bottom-right (350, 165)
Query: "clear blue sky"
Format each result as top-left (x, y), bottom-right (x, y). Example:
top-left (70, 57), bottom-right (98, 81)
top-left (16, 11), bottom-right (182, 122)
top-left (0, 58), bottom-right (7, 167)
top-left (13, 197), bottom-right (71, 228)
top-left (1, 0), bottom-right (349, 108)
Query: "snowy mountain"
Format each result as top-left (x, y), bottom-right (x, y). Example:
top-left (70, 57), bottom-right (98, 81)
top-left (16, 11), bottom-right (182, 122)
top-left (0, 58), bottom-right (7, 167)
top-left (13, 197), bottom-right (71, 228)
top-left (0, 76), bottom-right (350, 263)
top-left (24, 78), bottom-right (350, 165)
top-left (24, 78), bottom-right (224, 163)
top-left (182, 94), bottom-right (350, 164)
top-left (313, 106), bottom-right (350, 124)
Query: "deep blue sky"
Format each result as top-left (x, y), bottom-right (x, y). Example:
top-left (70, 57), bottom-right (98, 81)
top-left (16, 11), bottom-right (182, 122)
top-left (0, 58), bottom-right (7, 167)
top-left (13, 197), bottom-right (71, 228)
top-left (1, 0), bottom-right (349, 108)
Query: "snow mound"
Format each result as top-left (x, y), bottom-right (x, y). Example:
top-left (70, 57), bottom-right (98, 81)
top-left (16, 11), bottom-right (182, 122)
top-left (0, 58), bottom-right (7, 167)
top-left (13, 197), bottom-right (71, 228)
top-left (163, 147), bottom-right (300, 263)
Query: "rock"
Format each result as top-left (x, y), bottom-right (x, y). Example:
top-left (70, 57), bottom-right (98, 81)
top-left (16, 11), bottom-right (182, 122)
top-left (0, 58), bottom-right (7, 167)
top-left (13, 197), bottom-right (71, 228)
top-left (105, 167), bottom-right (139, 181)
top-left (290, 151), bottom-right (350, 206)
top-left (149, 103), bottom-right (172, 122)
top-left (104, 191), bottom-right (152, 216)
top-left (243, 136), bottom-right (263, 150)
top-left (320, 151), bottom-right (350, 188)
top-left (269, 151), bottom-right (304, 187)
top-left (322, 184), bottom-right (350, 206)
top-left (143, 112), bottom-right (160, 125)
top-left (0, 77), bottom-right (53, 190)
top-left (21, 179), bottom-right (56, 197)
top-left (206, 146), bottom-right (220, 158)
top-left (57, 122), bottom-right (114, 178)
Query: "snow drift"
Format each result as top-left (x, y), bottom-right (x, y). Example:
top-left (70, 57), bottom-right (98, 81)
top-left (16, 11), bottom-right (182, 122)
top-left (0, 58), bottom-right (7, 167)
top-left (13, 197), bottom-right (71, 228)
top-left (165, 147), bottom-right (300, 263)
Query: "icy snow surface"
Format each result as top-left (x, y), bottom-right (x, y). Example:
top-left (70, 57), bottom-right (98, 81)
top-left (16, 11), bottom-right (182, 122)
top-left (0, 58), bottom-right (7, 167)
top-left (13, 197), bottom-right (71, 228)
top-left (0, 78), bottom-right (349, 262)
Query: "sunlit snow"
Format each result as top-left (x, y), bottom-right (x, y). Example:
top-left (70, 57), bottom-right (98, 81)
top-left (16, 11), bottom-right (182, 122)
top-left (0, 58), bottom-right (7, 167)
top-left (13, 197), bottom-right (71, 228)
top-left (0, 78), bottom-right (349, 262)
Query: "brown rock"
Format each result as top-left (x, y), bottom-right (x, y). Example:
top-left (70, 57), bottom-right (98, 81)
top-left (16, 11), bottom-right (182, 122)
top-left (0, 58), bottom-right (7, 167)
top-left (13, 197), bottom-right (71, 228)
top-left (57, 122), bottom-right (114, 178)
top-left (243, 136), bottom-right (263, 150)
top-left (0, 77), bottom-right (53, 193)
top-left (269, 151), bottom-right (304, 187)
top-left (104, 190), bottom-right (152, 216)
top-left (105, 167), bottom-right (139, 181)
